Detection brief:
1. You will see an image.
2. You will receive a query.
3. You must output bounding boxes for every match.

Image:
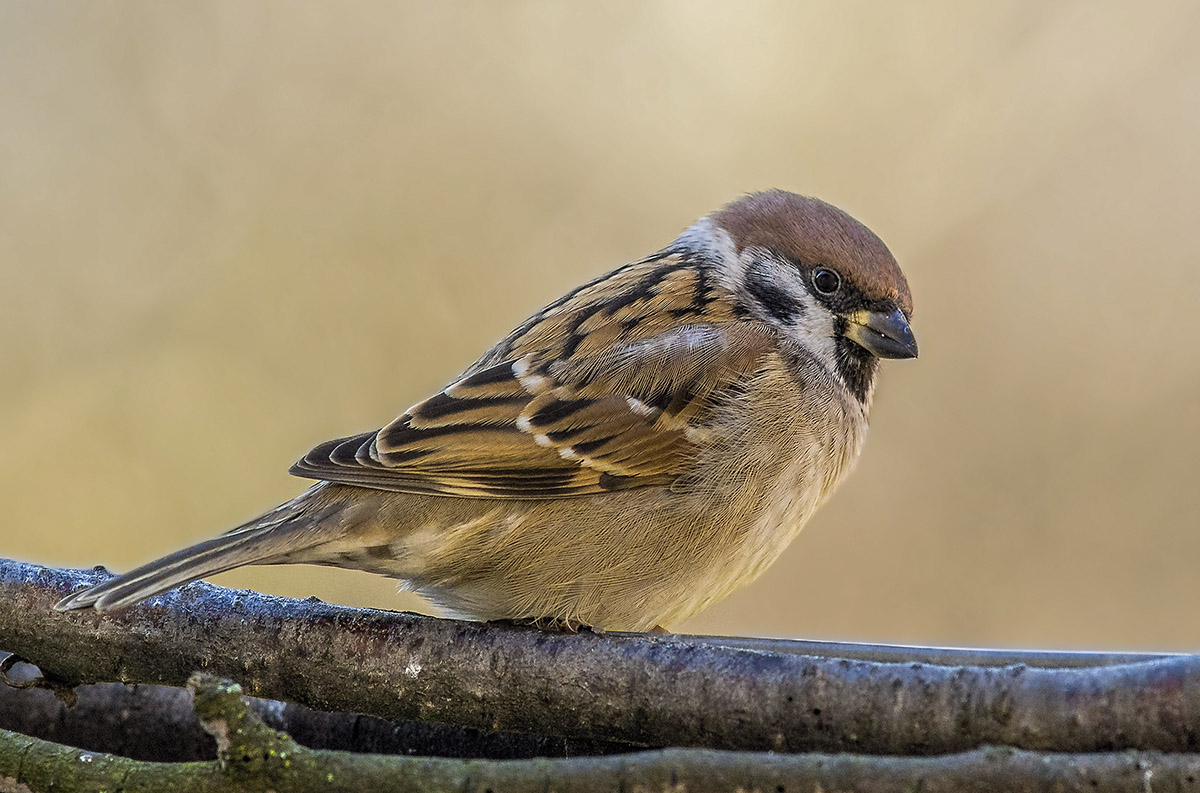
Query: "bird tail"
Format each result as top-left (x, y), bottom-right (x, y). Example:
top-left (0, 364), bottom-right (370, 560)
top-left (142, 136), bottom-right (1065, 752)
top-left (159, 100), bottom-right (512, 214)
top-left (54, 486), bottom-right (338, 613)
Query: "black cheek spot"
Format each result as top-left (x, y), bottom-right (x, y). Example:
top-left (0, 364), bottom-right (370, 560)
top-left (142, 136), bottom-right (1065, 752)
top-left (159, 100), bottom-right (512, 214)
top-left (746, 263), bottom-right (803, 325)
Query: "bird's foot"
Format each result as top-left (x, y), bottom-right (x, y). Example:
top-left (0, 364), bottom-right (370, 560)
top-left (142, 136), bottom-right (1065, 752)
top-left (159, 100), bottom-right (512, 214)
top-left (493, 617), bottom-right (601, 634)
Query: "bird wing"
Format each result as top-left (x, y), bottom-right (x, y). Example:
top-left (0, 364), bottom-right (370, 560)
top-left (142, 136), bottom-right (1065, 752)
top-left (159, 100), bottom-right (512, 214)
top-left (290, 258), bottom-right (775, 498)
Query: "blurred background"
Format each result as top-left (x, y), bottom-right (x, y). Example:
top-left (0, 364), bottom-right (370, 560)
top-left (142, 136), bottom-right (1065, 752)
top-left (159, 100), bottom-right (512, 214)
top-left (2, 2), bottom-right (1198, 650)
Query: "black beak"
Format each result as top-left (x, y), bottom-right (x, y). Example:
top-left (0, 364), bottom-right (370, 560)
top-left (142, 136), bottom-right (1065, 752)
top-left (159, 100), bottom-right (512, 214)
top-left (843, 307), bottom-right (918, 359)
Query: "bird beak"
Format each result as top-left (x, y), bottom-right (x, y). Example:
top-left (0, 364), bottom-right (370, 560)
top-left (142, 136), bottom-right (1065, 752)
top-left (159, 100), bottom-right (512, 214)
top-left (843, 307), bottom-right (918, 359)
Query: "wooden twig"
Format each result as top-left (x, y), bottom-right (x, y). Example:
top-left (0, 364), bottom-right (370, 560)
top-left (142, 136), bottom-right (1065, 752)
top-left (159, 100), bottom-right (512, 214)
top-left (2, 558), bottom-right (1198, 755)
top-left (2, 673), bottom-right (1199, 793)
top-left (678, 634), bottom-right (1175, 668)
top-left (0, 666), bottom-right (628, 762)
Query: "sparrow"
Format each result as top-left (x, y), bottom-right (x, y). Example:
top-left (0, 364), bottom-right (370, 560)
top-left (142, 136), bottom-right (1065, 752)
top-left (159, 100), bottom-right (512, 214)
top-left (56, 190), bottom-right (917, 632)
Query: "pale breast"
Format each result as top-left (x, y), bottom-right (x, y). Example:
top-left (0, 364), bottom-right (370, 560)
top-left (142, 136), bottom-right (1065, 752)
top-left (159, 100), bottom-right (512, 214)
top-left (316, 352), bottom-right (870, 631)
top-left (653, 356), bottom-right (869, 626)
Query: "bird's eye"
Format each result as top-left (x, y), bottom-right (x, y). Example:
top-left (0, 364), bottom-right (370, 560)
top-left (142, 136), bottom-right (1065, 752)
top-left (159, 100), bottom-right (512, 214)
top-left (812, 267), bottom-right (841, 295)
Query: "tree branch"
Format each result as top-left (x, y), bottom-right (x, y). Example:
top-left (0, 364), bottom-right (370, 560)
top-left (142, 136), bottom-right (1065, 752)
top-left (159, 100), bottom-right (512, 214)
top-left (2, 559), bottom-right (1199, 755)
top-left (0, 668), bottom-right (627, 762)
top-left (687, 635), bottom-right (1173, 668)
top-left (3, 673), bottom-right (1200, 793)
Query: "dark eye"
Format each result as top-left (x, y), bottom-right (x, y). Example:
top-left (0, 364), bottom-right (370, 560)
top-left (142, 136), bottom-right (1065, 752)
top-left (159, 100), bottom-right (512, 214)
top-left (812, 267), bottom-right (841, 295)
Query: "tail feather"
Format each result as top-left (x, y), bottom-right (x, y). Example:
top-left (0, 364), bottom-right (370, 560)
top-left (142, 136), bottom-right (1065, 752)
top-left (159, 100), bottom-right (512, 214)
top-left (55, 494), bottom-right (334, 612)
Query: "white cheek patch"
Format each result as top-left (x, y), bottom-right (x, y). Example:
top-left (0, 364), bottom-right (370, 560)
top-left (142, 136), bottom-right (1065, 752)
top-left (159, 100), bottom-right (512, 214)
top-left (676, 225), bottom-right (842, 375)
top-left (787, 288), bottom-right (839, 362)
top-left (741, 251), bottom-right (840, 366)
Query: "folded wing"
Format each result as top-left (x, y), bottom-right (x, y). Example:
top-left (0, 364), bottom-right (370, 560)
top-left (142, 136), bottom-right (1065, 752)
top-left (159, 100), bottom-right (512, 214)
top-left (291, 255), bottom-right (775, 499)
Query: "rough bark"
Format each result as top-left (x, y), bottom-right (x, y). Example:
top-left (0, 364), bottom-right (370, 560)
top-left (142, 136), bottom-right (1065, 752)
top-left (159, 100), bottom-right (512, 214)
top-left (3, 673), bottom-right (1200, 793)
top-left (699, 635), bottom-right (1171, 667)
top-left (2, 559), bottom-right (1199, 756)
top-left (0, 671), bottom-right (629, 762)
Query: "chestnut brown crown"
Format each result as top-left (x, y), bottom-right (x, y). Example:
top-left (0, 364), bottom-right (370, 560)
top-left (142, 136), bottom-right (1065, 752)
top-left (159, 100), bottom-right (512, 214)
top-left (714, 190), bottom-right (912, 316)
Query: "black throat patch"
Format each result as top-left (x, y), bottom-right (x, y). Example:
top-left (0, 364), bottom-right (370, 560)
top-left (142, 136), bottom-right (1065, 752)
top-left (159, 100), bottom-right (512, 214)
top-left (833, 317), bottom-right (878, 404)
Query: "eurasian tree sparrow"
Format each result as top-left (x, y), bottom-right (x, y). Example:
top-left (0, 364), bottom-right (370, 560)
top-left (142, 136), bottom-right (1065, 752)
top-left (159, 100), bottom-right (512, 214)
top-left (57, 190), bottom-right (917, 632)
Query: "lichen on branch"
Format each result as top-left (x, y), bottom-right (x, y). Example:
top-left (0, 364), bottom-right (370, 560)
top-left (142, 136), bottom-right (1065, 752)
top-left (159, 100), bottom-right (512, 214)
top-left (3, 673), bottom-right (1200, 793)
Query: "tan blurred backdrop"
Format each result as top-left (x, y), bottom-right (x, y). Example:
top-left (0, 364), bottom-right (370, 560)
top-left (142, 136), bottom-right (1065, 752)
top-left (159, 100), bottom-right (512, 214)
top-left (3, 2), bottom-right (1198, 650)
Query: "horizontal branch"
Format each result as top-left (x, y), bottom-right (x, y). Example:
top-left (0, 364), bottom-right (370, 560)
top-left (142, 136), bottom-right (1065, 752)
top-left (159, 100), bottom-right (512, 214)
top-left (0, 664), bottom-right (626, 762)
top-left (686, 635), bottom-right (1175, 668)
top-left (3, 559), bottom-right (1199, 755)
top-left (4, 673), bottom-right (1200, 793)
